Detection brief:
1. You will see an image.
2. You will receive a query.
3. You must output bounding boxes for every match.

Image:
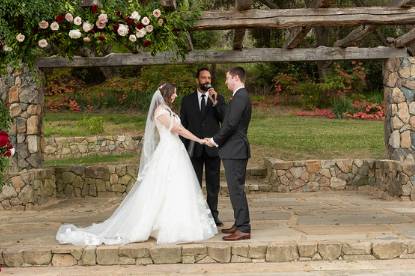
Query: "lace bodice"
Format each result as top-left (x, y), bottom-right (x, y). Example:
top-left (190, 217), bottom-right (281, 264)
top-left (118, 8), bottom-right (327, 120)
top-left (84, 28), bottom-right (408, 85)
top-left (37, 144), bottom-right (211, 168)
top-left (154, 105), bottom-right (181, 138)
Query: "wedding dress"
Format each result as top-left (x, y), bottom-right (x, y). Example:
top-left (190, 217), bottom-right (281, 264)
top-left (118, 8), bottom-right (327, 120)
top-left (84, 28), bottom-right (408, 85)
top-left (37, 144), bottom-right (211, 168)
top-left (56, 90), bottom-right (217, 245)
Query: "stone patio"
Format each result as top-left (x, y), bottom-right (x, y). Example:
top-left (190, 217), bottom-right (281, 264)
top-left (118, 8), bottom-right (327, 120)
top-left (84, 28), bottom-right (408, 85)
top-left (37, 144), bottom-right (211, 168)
top-left (2, 191), bottom-right (415, 267)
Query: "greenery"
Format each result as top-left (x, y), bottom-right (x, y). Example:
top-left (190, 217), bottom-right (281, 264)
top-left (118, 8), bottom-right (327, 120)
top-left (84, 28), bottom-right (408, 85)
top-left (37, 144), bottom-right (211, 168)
top-left (0, 99), bottom-right (11, 130)
top-left (45, 152), bottom-right (137, 167)
top-left (0, 100), bottom-right (11, 191)
top-left (44, 110), bottom-right (385, 163)
top-left (0, 0), bottom-right (202, 71)
top-left (331, 96), bottom-right (355, 119)
top-left (76, 116), bottom-right (105, 134)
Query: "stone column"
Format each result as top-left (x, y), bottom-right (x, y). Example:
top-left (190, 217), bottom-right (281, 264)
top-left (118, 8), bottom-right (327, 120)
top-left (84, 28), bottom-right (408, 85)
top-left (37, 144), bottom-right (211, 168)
top-left (384, 57), bottom-right (415, 163)
top-left (0, 66), bottom-right (44, 172)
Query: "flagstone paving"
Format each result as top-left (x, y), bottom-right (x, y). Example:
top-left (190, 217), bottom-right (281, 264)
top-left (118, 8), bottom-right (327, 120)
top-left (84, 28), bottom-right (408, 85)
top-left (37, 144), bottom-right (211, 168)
top-left (2, 191), bottom-right (415, 267)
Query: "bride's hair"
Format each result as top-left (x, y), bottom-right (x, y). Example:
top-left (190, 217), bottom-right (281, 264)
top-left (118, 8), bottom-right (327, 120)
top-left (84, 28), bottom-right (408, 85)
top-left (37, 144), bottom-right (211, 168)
top-left (159, 83), bottom-right (176, 108)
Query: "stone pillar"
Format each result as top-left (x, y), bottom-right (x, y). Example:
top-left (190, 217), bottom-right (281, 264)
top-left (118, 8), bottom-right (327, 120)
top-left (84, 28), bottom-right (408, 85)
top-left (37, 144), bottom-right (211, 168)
top-left (0, 66), bottom-right (44, 172)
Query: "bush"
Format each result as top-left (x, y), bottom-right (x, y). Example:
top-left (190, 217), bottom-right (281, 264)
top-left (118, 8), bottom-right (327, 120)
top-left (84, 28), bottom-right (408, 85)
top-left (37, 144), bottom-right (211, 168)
top-left (331, 97), bottom-right (355, 119)
top-left (0, 100), bottom-right (11, 130)
top-left (77, 116), bottom-right (104, 135)
top-left (0, 100), bottom-right (11, 191)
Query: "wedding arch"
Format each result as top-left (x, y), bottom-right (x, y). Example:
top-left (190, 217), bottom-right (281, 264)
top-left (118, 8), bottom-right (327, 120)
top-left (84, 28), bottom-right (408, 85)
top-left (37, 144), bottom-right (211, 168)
top-left (2, 0), bottom-right (415, 173)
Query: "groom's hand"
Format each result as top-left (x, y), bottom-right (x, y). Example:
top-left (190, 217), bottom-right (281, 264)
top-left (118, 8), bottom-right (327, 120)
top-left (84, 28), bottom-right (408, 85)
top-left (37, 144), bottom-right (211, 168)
top-left (204, 138), bottom-right (214, 147)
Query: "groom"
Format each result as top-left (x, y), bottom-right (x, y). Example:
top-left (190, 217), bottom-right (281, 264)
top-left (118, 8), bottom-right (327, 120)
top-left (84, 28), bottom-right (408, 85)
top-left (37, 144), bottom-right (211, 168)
top-left (206, 67), bottom-right (252, 241)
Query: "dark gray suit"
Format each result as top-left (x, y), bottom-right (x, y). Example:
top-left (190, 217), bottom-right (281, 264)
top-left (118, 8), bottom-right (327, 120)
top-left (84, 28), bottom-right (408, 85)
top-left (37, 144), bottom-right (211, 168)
top-left (213, 87), bottom-right (251, 233)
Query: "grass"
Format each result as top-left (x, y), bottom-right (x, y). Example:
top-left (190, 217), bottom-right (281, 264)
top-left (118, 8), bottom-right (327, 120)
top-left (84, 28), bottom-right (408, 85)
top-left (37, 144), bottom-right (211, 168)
top-left (44, 153), bottom-right (138, 167)
top-left (44, 112), bottom-right (146, 137)
top-left (248, 109), bottom-right (384, 164)
top-left (44, 108), bottom-right (386, 166)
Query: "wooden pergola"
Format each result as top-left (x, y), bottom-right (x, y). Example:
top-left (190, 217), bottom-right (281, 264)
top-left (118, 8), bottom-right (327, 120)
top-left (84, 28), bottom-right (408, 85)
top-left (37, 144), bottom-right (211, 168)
top-left (37, 0), bottom-right (415, 67)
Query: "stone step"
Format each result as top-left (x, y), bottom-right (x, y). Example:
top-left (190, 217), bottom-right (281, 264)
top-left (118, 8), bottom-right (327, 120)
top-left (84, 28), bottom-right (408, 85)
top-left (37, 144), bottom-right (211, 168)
top-left (2, 239), bottom-right (415, 268)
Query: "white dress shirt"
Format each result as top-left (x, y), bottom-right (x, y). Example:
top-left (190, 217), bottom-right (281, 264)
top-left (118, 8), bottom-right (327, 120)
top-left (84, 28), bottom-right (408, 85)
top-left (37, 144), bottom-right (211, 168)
top-left (209, 85), bottom-right (245, 147)
top-left (197, 90), bottom-right (208, 110)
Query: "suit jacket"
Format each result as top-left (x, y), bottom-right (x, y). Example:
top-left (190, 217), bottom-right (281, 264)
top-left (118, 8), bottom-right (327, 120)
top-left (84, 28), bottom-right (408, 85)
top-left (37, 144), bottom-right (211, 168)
top-left (213, 88), bottom-right (251, 160)
top-left (180, 91), bottom-right (225, 158)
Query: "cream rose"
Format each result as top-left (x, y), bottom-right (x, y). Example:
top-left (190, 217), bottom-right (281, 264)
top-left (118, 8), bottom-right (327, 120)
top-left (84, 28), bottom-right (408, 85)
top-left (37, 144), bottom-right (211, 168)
top-left (38, 20), bottom-right (49, 29)
top-left (50, 22), bottom-right (59, 31)
top-left (38, 39), bottom-right (48, 48)
top-left (69, 29), bottom-right (82, 39)
top-left (74, 16), bottom-right (82, 26)
top-left (117, 24), bottom-right (129, 36)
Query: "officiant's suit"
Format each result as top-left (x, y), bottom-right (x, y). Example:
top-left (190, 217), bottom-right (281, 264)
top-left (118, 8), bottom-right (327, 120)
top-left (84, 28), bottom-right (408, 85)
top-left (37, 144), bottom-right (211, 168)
top-left (180, 90), bottom-right (226, 225)
top-left (213, 87), bottom-right (252, 233)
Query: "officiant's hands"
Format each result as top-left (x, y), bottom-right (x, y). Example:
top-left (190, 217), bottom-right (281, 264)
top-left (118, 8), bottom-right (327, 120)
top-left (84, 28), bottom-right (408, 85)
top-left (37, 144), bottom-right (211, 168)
top-left (207, 88), bottom-right (218, 106)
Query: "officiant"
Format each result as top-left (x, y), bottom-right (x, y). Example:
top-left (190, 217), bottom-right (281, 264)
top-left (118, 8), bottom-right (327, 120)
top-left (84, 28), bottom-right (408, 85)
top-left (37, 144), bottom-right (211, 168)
top-left (180, 67), bottom-right (226, 227)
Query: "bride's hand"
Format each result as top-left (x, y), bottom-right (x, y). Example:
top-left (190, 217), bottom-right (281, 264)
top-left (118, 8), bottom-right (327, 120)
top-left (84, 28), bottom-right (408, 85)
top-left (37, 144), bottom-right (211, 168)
top-left (198, 139), bottom-right (206, 145)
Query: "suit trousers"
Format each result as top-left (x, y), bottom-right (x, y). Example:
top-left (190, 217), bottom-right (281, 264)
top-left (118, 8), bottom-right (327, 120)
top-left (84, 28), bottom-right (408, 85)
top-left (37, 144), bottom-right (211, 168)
top-left (222, 159), bottom-right (251, 233)
top-left (191, 148), bottom-right (221, 222)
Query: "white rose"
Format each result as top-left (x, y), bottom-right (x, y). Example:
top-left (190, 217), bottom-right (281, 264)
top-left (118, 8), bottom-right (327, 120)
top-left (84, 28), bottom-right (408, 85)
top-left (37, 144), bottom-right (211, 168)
top-left (130, 11), bottom-right (141, 21)
top-left (152, 9), bottom-right (161, 18)
top-left (129, 34), bottom-right (137, 42)
top-left (145, 25), bottom-right (153, 33)
top-left (117, 24), bottom-right (129, 36)
top-left (157, 18), bottom-right (164, 26)
top-left (3, 45), bottom-right (12, 52)
top-left (74, 16), bottom-right (82, 26)
top-left (98, 13), bottom-right (108, 23)
top-left (10, 147), bottom-right (15, 157)
top-left (50, 22), bottom-right (59, 31)
top-left (141, 17), bottom-right (150, 26)
top-left (83, 22), bottom-right (94, 32)
top-left (65, 13), bottom-right (74, 22)
top-left (83, 37), bottom-right (91, 43)
top-left (38, 39), bottom-right (48, 48)
top-left (38, 20), bottom-right (49, 29)
top-left (16, 33), bottom-right (25, 43)
top-left (136, 28), bottom-right (146, 38)
top-left (69, 29), bottom-right (82, 39)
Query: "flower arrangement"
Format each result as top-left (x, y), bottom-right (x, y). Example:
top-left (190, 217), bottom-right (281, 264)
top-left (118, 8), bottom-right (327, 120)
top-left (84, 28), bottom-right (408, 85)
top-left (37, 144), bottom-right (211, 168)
top-left (0, 0), bottom-right (201, 70)
top-left (0, 99), bottom-right (13, 190)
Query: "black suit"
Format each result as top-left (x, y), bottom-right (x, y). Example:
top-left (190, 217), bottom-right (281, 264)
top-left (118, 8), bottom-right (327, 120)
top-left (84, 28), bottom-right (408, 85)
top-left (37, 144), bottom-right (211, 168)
top-left (180, 91), bottom-right (225, 223)
top-left (213, 87), bottom-right (251, 233)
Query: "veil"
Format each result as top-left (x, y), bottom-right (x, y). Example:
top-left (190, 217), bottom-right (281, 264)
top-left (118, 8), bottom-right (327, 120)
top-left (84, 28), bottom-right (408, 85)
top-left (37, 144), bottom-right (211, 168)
top-left (137, 88), bottom-right (167, 183)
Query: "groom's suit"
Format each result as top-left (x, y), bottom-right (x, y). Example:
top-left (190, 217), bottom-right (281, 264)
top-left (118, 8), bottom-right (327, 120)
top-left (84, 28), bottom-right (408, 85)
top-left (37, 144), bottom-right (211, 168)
top-left (180, 91), bottom-right (225, 224)
top-left (213, 87), bottom-right (251, 233)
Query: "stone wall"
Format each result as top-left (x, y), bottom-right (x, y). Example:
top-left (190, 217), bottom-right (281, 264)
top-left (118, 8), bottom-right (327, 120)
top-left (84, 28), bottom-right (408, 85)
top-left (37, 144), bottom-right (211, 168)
top-left (0, 66), bottom-right (44, 172)
top-left (264, 158), bottom-right (415, 200)
top-left (55, 164), bottom-right (138, 198)
top-left (43, 135), bottom-right (142, 160)
top-left (384, 57), bottom-right (415, 163)
top-left (0, 168), bottom-right (55, 210)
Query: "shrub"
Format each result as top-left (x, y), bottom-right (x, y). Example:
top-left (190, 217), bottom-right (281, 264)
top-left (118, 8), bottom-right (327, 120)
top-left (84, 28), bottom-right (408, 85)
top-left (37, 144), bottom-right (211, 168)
top-left (77, 116), bottom-right (104, 135)
top-left (331, 96), bottom-right (355, 119)
top-left (0, 100), bottom-right (12, 191)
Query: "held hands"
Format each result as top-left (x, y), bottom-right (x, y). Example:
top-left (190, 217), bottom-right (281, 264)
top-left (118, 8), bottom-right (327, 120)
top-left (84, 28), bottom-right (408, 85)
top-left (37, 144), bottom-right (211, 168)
top-left (204, 138), bottom-right (216, 147)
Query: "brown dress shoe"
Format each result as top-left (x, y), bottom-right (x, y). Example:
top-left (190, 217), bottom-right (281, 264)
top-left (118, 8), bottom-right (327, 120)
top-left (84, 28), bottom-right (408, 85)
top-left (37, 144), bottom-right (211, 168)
top-left (223, 230), bottom-right (251, 241)
top-left (221, 225), bottom-right (237, 234)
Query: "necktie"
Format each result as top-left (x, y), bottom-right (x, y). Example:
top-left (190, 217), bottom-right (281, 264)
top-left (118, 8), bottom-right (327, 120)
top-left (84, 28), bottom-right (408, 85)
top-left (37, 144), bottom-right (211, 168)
top-left (201, 94), bottom-right (206, 114)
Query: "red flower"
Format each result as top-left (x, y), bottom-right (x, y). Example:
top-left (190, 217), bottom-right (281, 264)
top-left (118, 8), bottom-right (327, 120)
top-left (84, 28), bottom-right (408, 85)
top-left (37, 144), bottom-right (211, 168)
top-left (135, 23), bottom-right (144, 30)
top-left (112, 23), bottom-right (119, 33)
top-left (55, 15), bottom-right (65, 24)
top-left (0, 131), bottom-right (10, 148)
top-left (91, 4), bottom-right (98, 13)
top-left (126, 18), bottom-right (134, 26)
top-left (143, 40), bottom-right (151, 47)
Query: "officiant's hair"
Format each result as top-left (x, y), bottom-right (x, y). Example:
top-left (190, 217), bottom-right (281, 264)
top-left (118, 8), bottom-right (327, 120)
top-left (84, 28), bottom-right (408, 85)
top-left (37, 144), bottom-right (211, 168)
top-left (159, 82), bottom-right (176, 106)
top-left (228, 67), bottom-right (246, 82)
top-left (195, 67), bottom-right (211, 79)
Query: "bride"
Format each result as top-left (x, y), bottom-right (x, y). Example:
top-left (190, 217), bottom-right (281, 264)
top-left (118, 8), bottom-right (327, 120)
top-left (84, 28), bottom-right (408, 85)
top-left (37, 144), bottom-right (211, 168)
top-left (56, 83), bottom-right (218, 245)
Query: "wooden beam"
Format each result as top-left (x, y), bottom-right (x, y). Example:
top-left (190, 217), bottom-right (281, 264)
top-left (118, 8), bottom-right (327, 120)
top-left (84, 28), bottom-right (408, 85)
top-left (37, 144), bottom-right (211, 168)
top-left (257, 0), bottom-right (279, 9)
top-left (334, 0), bottom-right (413, 48)
top-left (233, 0), bottom-right (253, 50)
top-left (193, 7), bottom-right (415, 30)
top-left (160, 0), bottom-right (177, 9)
top-left (37, 47), bottom-right (409, 68)
top-left (395, 27), bottom-right (415, 47)
top-left (284, 0), bottom-right (332, 49)
top-left (390, 0), bottom-right (415, 7)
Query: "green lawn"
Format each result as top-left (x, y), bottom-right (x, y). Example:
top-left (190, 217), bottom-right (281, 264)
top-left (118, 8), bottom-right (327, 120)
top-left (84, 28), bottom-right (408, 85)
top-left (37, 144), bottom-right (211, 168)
top-left (44, 109), bottom-right (385, 165)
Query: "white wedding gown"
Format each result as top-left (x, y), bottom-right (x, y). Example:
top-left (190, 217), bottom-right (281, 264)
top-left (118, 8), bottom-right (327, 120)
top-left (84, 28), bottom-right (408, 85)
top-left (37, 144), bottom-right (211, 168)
top-left (56, 106), bottom-right (217, 245)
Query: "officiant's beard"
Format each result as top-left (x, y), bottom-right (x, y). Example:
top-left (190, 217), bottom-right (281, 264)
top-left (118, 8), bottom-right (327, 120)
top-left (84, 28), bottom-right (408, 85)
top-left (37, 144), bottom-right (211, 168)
top-left (199, 82), bottom-right (211, 92)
